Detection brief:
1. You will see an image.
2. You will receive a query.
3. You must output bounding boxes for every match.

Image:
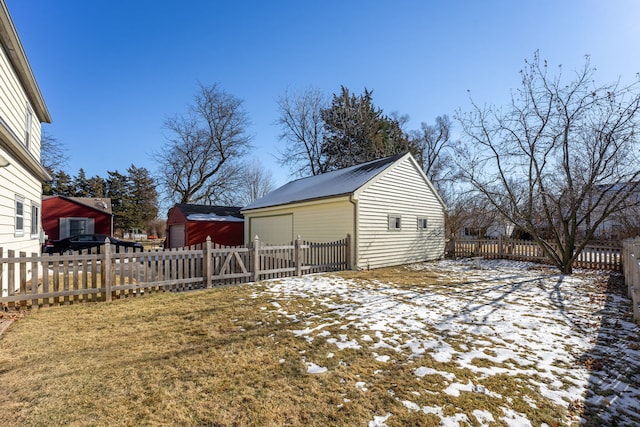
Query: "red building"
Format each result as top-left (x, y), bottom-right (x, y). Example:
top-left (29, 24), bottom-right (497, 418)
top-left (165, 204), bottom-right (244, 248)
top-left (42, 196), bottom-right (113, 241)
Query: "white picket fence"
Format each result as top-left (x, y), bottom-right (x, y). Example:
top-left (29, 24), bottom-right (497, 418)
top-left (0, 235), bottom-right (351, 310)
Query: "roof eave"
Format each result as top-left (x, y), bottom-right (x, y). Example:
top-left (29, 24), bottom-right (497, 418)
top-left (0, 3), bottom-right (51, 123)
top-left (241, 192), bottom-right (353, 213)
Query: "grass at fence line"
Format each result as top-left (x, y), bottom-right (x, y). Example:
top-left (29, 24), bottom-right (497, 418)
top-left (0, 265), bottom-right (591, 426)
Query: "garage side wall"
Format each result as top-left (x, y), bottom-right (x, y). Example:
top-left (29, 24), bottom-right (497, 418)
top-left (244, 198), bottom-right (354, 249)
top-left (356, 157), bottom-right (445, 269)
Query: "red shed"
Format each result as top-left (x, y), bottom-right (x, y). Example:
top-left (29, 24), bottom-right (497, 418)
top-left (42, 196), bottom-right (113, 240)
top-left (165, 204), bottom-right (244, 248)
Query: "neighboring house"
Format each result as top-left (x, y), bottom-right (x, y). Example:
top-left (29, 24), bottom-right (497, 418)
top-left (241, 153), bottom-right (446, 270)
top-left (580, 182), bottom-right (640, 241)
top-left (165, 203), bottom-right (244, 248)
top-left (0, 2), bottom-right (52, 295)
top-left (42, 196), bottom-right (113, 241)
top-left (456, 219), bottom-right (515, 239)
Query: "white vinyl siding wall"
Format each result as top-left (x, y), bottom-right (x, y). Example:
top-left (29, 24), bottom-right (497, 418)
top-left (355, 157), bottom-right (445, 269)
top-left (0, 42), bottom-right (41, 161)
top-left (245, 198), bottom-right (354, 248)
top-left (0, 41), bottom-right (45, 297)
top-left (249, 214), bottom-right (293, 245)
top-left (0, 152), bottom-right (42, 252)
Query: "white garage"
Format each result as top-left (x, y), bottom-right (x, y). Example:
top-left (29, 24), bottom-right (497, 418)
top-left (241, 153), bottom-right (446, 269)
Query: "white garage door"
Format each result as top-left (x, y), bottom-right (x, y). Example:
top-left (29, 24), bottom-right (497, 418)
top-left (249, 214), bottom-right (293, 244)
top-left (169, 224), bottom-right (185, 248)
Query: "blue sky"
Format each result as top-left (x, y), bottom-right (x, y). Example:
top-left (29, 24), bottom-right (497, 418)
top-left (7, 0), bottom-right (640, 191)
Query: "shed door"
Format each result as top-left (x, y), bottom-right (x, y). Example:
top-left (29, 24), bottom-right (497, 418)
top-left (169, 224), bottom-right (185, 248)
top-left (250, 214), bottom-right (293, 244)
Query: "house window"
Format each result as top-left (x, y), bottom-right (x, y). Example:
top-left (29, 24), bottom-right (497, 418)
top-left (25, 106), bottom-right (33, 149)
top-left (417, 217), bottom-right (428, 230)
top-left (15, 196), bottom-right (24, 235)
top-left (388, 215), bottom-right (401, 231)
top-left (31, 203), bottom-right (40, 237)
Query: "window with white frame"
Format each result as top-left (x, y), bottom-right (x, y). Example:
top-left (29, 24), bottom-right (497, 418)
top-left (31, 203), bottom-right (40, 237)
top-left (417, 217), bottom-right (428, 231)
top-left (25, 105), bottom-right (33, 149)
top-left (388, 215), bottom-right (401, 231)
top-left (15, 196), bottom-right (24, 235)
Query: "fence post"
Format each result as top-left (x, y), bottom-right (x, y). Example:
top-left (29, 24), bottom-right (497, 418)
top-left (31, 252), bottom-right (39, 309)
top-left (19, 252), bottom-right (27, 309)
top-left (252, 235), bottom-right (260, 282)
top-left (633, 241), bottom-right (640, 324)
top-left (203, 236), bottom-right (212, 288)
top-left (104, 238), bottom-right (112, 302)
top-left (295, 235), bottom-right (302, 276)
top-left (0, 247), bottom-right (3, 298)
top-left (345, 234), bottom-right (352, 269)
top-left (7, 250), bottom-right (15, 308)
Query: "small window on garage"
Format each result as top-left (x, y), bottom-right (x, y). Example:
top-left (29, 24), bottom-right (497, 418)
top-left (417, 217), bottom-right (428, 231)
top-left (388, 215), bottom-right (401, 231)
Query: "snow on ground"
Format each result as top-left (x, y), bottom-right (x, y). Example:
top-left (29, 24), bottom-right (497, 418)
top-left (254, 259), bottom-right (640, 426)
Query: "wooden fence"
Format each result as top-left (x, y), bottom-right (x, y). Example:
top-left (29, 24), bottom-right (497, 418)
top-left (0, 235), bottom-right (350, 309)
top-left (448, 237), bottom-right (622, 271)
top-left (622, 238), bottom-right (640, 324)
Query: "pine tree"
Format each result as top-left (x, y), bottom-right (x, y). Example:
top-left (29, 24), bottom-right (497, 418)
top-left (320, 86), bottom-right (411, 171)
top-left (49, 170), bottom-right (73, 196)
top-left (74, 168), bottom-right (92, 197)
top-left (106, 170), bottom-right (132, 234)
top-left (87, 175), bottom-right (106, 198)
top-left (126, 164), bottom-right (158, 229)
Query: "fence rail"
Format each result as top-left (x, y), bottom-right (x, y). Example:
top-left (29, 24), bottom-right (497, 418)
top-left (623, 238), bottom-right (640, 324)
top-left (448, 237), bottom-right (622, 271)
top-left (0, 235), bottom-right (350, 310)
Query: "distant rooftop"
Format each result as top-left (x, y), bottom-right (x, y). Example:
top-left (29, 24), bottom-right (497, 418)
top-left (173, 203), bottom-right (243, 221)
top-left (243, 153), bottom-right (406, 210)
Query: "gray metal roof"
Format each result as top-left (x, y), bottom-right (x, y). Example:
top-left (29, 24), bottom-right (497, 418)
top-left (173, 203), bottom-right (243, 219)
top-left (242, 153), bottom-right (405, 210)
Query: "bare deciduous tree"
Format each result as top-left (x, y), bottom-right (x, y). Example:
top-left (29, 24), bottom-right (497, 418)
top-left (275, 87), bottom-right (327, 177)
top-left (409, 115), bottom-right (456, 192)
top-left (155, 83), bottom-right (251, 204)
top-left (235, 158), bottom-right (275, 206)
top-left (456, 52), bottom-right (640, 274)
top-left (40, 130), bottom-right (68, 173)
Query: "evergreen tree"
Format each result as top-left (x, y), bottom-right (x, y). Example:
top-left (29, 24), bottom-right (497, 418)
top-left (127, 164), bottom-right (158, 229)
top-left (320, 86), bottom-right (411, 171)
top-left (106, 170), bottom-right (132, 233)
top-left (87, 175), bottom-right (106, 198)
top-left (74, 168), bottom-right (92, 197)
top-left (48, 170), bottom-right (74, 196)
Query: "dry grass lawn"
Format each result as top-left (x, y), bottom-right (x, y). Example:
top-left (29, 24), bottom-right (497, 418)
top-left (0, 261), bottom-right (635, 426)
top-left (1, 283), bottom-right (394, 426)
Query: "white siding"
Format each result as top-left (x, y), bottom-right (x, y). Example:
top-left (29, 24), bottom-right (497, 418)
top-left (248, 214), bottom-right (293, 245)
top-left (0, 147), bottom-right (42, 252)
top-left (245, 198), bottom-right (354, 247)
top-left (0, 41), bottom-right (40, 162)
top-left (0, 20), bottom-right (46, 296)
top-left (355, 156), bottom-right (445, 269)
